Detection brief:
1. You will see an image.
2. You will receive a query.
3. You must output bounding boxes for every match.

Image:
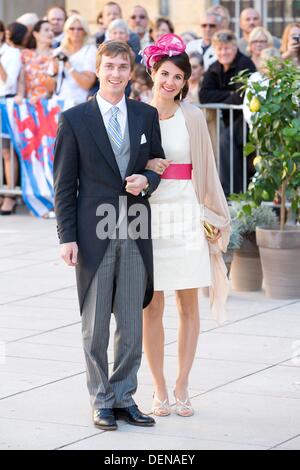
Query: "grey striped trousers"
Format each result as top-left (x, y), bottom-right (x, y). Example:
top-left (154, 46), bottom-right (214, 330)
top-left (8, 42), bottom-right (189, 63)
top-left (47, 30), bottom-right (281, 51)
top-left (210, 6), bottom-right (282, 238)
top-left (81, 238), bottom-right (147, 409)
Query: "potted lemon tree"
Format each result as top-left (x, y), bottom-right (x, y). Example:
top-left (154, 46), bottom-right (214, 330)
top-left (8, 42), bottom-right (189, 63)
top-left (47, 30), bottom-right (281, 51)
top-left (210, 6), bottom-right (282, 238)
top-left (239, 58), bottom-right (300, 298)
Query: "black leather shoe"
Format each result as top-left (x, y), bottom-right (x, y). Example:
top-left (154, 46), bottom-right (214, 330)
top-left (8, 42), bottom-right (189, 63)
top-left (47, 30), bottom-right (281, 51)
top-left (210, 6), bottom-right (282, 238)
top-left (93, 408), bottom-right (117, 430)
top-left (114, 405), bottom-right (155, 427)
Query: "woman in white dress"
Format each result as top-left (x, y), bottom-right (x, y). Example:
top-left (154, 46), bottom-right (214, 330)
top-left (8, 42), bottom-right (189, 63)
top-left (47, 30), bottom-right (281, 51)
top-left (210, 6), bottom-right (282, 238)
top-left (142, 34), bottom-right (230, 417)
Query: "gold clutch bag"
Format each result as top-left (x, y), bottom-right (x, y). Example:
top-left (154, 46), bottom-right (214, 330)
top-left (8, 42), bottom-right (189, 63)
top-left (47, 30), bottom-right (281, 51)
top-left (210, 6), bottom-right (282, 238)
top-left (203, 221), bottom-right (215, 239)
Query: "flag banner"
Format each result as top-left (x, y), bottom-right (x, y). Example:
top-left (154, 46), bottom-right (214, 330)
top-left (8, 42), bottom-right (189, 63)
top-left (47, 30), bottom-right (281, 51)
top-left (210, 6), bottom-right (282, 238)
top-left (1, 98), bottom-right (64, 217)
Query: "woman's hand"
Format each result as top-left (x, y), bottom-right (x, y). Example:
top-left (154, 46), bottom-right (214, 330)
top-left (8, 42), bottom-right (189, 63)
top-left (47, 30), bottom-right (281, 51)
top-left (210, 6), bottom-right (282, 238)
top-left (207, 227), bottom-right (222, 244)
top-left (29, 96), bottom-right (40, 105)
top-left (146, 158), bottom-right (171, 175)
top-left (204, 222), bottom-right (222, 244)
top-left (282, 41), bottom-right (300, 59)
top-left (14, 94), bottom-right (24, 105)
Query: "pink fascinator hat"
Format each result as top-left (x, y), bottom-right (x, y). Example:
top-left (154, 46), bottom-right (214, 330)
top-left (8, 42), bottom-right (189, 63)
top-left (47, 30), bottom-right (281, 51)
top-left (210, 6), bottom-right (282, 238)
top-left (142, 33), bottom-right (186, 69)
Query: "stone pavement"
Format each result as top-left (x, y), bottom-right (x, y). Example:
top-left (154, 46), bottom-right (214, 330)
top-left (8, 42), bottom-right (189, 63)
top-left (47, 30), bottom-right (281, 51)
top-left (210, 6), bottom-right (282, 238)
top-left (0, 209), bottom-right (299, 450)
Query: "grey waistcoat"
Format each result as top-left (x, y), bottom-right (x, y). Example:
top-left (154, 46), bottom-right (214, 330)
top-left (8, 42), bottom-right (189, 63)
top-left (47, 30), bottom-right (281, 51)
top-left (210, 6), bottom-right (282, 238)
top-left (108, 120), bottom-right (130, 180)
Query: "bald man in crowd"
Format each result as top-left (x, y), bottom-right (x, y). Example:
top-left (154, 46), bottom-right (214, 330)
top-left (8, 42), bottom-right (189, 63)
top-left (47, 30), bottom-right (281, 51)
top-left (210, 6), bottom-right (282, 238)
top-left (238, 7), bottom-right (281, 56)
top-left (47, 6), bottom-right (67, 48)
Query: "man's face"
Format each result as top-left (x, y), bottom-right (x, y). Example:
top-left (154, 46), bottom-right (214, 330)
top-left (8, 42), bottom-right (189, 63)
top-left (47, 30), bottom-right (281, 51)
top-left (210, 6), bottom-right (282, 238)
top-left (97, 54), bottom-right (132, 98)
top-left (102, 5), bottom-right (121, 29)
top-left (240, 9), bottom-right (261, 35)
top-left (200, 15), bottom-right (218, 42)
top-left (48, 8), bottom-right (66, 35)
top-left (129, 6), bottom-right (148, 35)
top-left (215, 43), bottom-right (238, 67)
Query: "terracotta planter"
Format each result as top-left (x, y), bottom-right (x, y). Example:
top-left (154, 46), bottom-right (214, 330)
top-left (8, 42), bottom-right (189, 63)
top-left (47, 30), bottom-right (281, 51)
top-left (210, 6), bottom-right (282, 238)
top-left (230, 234), bottom-right (263, 291)
top-left (256, 226), bottom-right (300, 299)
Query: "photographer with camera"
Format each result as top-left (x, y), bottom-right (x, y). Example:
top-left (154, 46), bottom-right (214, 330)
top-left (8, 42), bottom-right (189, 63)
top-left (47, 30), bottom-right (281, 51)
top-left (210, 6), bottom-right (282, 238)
top-left (281, 23), bottom-right (300, 67)
top-left (53, 14), bottom-right (96, 108)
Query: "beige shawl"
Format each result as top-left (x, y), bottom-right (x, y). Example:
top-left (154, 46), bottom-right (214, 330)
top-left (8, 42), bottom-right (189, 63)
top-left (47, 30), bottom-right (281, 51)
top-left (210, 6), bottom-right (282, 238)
top-left (180, 101), bottom-right (231, 324)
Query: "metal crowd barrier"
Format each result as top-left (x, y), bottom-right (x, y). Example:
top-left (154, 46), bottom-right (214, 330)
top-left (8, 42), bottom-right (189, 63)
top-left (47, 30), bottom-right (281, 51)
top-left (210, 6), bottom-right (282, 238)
top-left (0, 101), bottom-right (248, 200)
top-left (197, 103), bottom-right (248, 195)
top-left (0, 108), bottom-right (21, 197)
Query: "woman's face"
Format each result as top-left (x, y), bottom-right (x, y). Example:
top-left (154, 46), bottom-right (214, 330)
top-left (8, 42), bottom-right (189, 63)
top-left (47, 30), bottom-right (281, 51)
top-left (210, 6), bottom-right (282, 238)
top-left (67, 20), bottom-right (85, 45)
top-left (151, 60), bottom-right (185, 101)
top-left (34, 22), bottom-right (54, 47)
top-left (288, 26), bottom-right (300, 48)
top-left (109, 27), bottom-right (129, 42)
top-left (249, 33), bottom-right (268, 56)
top-left (189, 57), bottom-right (203, 82)
top-left (153, 22), bottom-right (171, 42)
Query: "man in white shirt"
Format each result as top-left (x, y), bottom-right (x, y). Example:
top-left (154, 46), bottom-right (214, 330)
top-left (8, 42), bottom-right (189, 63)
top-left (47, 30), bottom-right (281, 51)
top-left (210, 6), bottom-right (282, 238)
top-left (54, 40), bottom-right (164, 431)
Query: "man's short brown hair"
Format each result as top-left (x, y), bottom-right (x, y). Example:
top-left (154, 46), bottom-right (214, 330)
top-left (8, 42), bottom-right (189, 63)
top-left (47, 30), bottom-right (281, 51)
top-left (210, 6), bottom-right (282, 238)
top-left (96, 40), bottom-right (136, 71)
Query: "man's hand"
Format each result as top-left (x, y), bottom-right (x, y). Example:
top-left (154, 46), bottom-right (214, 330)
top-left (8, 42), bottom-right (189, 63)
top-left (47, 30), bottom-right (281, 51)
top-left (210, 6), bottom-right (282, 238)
top-left (125, 174), bottom-right (148, 196)
top-left (61, 242), bottom-right (78, 267)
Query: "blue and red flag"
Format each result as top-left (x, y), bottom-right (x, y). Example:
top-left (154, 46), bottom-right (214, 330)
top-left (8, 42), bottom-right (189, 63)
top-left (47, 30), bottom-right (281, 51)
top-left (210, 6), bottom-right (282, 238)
top-left (1, 98), bottom-right (63, 217)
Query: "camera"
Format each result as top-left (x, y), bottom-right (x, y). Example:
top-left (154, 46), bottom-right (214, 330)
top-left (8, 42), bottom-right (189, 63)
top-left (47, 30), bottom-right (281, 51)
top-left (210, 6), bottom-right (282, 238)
top-left (56, 52), bottom-right (68, 62)
top-left (292, 35), bottom-right (300, 44)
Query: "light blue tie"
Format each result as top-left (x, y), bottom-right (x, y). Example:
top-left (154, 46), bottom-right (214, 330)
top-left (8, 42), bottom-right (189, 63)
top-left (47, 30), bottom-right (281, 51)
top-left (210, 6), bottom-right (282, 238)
top-left (108, 106), bottom-right (123, 151)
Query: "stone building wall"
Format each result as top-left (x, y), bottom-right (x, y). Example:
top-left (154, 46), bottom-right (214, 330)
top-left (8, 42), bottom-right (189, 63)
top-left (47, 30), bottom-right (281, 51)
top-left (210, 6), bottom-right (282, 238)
top-left (66, 0), bottom-right (211, 35)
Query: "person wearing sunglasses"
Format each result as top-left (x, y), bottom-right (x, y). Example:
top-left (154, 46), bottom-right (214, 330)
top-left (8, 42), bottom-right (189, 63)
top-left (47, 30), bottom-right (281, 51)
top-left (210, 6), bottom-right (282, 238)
top-left (53, 14), bottom-right (96, 108)
top-left (186, 12), bottom-right (219, 70)
top-left (128, 5), bottom-right (152, 50)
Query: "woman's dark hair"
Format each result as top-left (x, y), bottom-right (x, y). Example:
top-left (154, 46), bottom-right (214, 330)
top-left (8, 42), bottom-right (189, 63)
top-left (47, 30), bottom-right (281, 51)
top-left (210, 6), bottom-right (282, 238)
top-left (0, 20), bottom-right (5, 44)
top-left (6, 22), bottom-right (28, 47)
top-left (153, 17), bottom-right (174, 34)
top-left (152, 53), bottom-right (192, 100)
top-left (26, 20), bottom-right (49, 49)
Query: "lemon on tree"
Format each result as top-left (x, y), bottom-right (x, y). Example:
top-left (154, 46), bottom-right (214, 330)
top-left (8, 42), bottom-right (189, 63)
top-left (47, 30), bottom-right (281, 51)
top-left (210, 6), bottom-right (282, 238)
top-left (249, 96), bottom-right (261, 113)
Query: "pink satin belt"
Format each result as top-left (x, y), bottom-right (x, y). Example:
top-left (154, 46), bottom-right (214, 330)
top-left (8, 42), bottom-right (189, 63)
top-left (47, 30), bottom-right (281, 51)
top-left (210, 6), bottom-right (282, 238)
top-left (161, 163), bottom-right (193, 180)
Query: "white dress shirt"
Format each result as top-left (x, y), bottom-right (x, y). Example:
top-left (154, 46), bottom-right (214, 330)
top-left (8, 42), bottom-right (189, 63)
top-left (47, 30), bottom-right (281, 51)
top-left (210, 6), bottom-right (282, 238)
top-left (0, 43), bottom-right (21, 97)
top-left (186, 38), bottom-right (216, 71)
top-left (96, 93), bottom-right (127, 138)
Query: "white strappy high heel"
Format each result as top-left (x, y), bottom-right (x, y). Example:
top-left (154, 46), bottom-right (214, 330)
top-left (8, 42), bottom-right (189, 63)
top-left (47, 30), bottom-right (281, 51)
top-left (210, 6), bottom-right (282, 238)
top-left (152, 392), bottom-right (171, 417)
top-left (173, 390), bottom-right (194, 417)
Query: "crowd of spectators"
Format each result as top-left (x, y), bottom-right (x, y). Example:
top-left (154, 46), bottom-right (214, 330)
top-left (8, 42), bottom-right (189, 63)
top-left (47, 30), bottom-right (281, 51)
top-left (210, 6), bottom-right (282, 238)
top-left (0, 2), bottom-right (299, 213)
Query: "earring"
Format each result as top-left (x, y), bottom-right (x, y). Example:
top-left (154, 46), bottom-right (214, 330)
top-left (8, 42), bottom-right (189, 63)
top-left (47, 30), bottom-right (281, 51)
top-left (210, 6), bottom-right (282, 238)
top-left (179, 89), bottom-right (183, 101)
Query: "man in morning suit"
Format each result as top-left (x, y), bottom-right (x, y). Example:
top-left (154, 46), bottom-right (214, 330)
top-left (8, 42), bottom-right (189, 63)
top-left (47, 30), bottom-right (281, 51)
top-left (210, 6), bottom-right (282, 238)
top-left (54, 40), bottom-right (165, 430)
